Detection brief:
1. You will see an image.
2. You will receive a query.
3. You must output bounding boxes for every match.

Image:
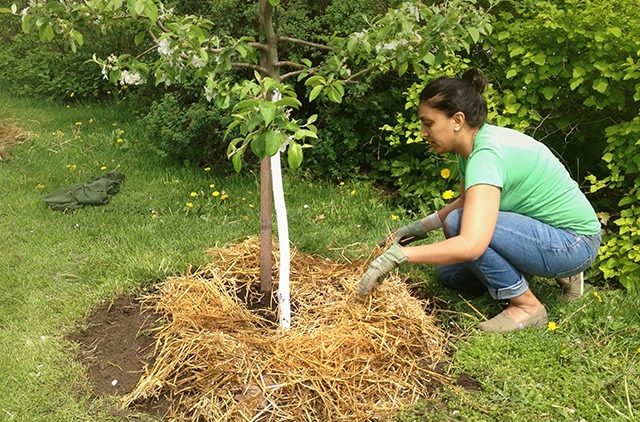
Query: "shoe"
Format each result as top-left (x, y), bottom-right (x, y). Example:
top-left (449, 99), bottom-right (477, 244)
top-left (556, 272), bottom-right (584, 301)
top-left (477, 307), bottom-right (548, 332)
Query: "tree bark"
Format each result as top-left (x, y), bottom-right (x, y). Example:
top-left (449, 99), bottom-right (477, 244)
top-left (258, 0), bottom-right (280, 293)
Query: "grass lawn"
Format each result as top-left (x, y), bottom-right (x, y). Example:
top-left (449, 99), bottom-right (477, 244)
top-left (1, 94), bottom-right (638, 421)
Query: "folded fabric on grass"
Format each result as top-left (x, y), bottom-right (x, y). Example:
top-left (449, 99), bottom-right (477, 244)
top-left (43, 171), bottom-right (125, 211)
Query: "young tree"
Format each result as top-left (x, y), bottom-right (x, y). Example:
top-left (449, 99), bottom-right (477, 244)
top-left (6, 0), bottom-right (493, 327)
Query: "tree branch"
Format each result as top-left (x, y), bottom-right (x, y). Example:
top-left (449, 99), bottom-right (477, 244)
top-left (233, 62), bottom-right (269, 73)
top-left (276, 61), bottom-right (306, 69)
top-left (280, 66), bottom-right (322, 81)
top-left (346, 66), bottom-right (375, 83)
top-left (278, 35), bottom-right (333, 51)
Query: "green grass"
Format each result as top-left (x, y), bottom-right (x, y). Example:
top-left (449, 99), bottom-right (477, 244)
top-left (1, 94), bottom-right (639, 421)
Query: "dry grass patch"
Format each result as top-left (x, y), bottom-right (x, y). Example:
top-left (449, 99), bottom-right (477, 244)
top-left (125, 237), bottom-right (450, 421)
top-left (0, 122), bottom-right (31, 160)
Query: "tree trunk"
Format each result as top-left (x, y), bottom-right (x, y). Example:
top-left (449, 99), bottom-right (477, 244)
top-left (258, 0), bottom-right (280, 293)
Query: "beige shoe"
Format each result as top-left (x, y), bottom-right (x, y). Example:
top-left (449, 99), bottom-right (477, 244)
top-left (556, 272), bottom-right (584, 301)
top-left (478, 307), bottom-right (548, 332)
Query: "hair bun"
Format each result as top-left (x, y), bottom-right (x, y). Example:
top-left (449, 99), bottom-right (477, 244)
top-left (461, 68), bottom-right (488, 94)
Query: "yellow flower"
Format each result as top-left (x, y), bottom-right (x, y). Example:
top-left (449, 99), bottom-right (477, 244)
top-left (35, 183), bottom-right (45, 190)
top-left (440, 168), bottom-right (451, 179)
top-left (442, 190), bottom-right (455, 200)
top-left (339, 181), bottom-right (345, 186)
top-left (350, 189), bottom-right (357, 196)
top-left (74, 121), bottom-right (82, 126)
top-left (186, 202), bottom-right (194, 208)
top-left (249, 204), bottom-right (255, 208)
top-left (100, 166), bottom-right (107, 171)
top-left (212, 191), bottom-right (220, 197)
top-left (69, 92), bottom-right (75, 98)
top-left (220, 191), bottom-right (229, 200)
top-left (637, 347), bottom-right (640, 354)
top-left (209, 184), bottom-right (215, 188)
top-left (116, 138), bottom-right (124, 144)
top-left (547, 321), bottom-right (559, 331)
top-left (88, 118), bottom-right (95, 124)
top-left (66, 164), bottom-right (77, 171)
top-left (204, 167), bottom-right (211, 172)
top-left (391, 214), bottom-right (400, 221)
top-left (189, 192), bottom-right (198, 198)
top-left (592, 291), bottom-right (602, 302)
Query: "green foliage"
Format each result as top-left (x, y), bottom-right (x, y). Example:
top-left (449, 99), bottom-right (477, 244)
top-left (588, 117), bottom-right (640, 290)
top-left (141, 93), bottom-right (234, 165)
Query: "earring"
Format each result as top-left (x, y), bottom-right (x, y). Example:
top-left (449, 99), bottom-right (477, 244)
top-left (454, 127), bottom-right (460, 132)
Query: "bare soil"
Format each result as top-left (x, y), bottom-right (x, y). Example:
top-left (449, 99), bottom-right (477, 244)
top-left (66, 295), bottom-right (170, 420)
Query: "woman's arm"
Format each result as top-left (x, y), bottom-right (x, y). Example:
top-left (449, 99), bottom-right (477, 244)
top-left (402, 184), bottom-right (500, 265)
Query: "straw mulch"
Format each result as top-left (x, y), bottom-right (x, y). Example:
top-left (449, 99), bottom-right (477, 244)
top-left (0, 123), bottom-right (31, 160)
top-left (125, 237), bottom-right (449, 421)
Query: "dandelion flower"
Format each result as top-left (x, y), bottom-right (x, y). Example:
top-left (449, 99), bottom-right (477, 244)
top-left (100, 166), bottom-right (107, 171)
top-left (88, 118), bottom-right (95, 124)
top-left (592, 291), bottom-right (602, 302)
top-left (35, 183), bottom-right (45, 190)
top-left (204, 167), bottom-right (211, 172)
top-left (74, 121), bottom-right (82, 126)
top-left (442, 190), bottom-right (455, 200)
top-left (186, 202), bottom-right (194, 208)
top-left (209, 184), bottom-right (215, 188)
top-left (190, 192), bottom-right (198, 198)
top-left (212, 191), bottom-right (220, 197)
top-left (220, 191), bottom-right (229, 200)
top-left (66, 164), bottom-right (77, 171)
top-left (350, 189), bottom-right (357, 196)
top-left (391, 214), bottom-right (399, 221)
top-left (249, 204), bottom-right (255, 208)
top-left (339, 181), bottom-right (345, 186)
top-left (440, 168), bottom-right (451, 179)
top-left (116, 138), bottom-right (124, 144)
top-left (547, 321), bottom-right (558, 331)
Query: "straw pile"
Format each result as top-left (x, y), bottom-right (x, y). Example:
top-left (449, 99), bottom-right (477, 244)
top-left (125, 237), bottom-right (449, 421)
top-left (0, 123), bottom-right (31, 160)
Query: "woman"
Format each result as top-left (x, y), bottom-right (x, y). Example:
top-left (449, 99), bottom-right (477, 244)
top-left (357, 68), bottom-right (601, 332)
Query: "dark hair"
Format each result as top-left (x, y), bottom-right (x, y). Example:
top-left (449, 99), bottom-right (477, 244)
top-left (419, 68), bottom-right (488, 128)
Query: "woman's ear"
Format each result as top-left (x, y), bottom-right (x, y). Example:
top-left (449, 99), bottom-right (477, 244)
top-left (452, 112), bottom-right (466, 132)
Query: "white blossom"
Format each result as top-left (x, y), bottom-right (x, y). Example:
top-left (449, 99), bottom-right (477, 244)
top-left (120, 70), bottom-right (143, 86)
top-left (157, 38), bottom-right (173, 56)
top-left (354, 31), bottom-right (365, 40)
top-left (379, 40), bottom-right (399, 52)
top-left (204, 86), bottom-right (214, 102)
top-left (191, 55), bottom-right (206, 68)
top-left (407, 4), bottom-right (421, 22)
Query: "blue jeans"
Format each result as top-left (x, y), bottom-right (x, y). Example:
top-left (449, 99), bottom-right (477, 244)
top-left (437, 209), bottom-right (601, 300)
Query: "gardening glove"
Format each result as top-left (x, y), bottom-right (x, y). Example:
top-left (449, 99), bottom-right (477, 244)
top-left (378, 211), bottom-right (442, 247)
top-left (356, 243), bottom-right (408, 296)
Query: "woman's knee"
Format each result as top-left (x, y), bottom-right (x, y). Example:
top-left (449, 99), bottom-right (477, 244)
top-left (443, 208), bottom-right (463, 238)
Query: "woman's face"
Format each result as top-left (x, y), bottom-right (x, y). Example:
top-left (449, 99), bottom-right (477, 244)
top-left (418, 102), bottom-right (458, 154)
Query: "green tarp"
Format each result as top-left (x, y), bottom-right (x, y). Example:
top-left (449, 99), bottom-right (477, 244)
top-left (43, 172), bottom-right (125, 212)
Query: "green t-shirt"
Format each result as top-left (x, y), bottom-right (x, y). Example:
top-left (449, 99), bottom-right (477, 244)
top-left (457, 124), bottom-right (600, 235)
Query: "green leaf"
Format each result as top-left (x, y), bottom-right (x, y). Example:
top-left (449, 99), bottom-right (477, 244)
top-left (531, 53), bottom-right (546, 66)
top-left (144, 0), bottom-right (158, 22)
top-left (602, 152), bottom-right (613, 163)
top-left (0, 7), bottom-right (12, 13)
top-left (309, 85), bottom-right (323, 101)
top-left (541, 86), bottom-right (557, 100)
top-left (274, 97), bottom-right (302, 108)
top-left (71, 30), bottom-right (84, 47)
top-left (398, 61), bottom-right (408, 76)
top-left (294, 129), bottom-right (317, 140)
top-left (259, 102), bottom-right (277, 126)
top-left (509, 45), bottom-right (525, 57)
top-left (39, 23), bottom-right (54, 42)
top-left (232, 151), bottom-right (243, 173)
top-left (506, 68), bottom-right (518, 79)
top-left (251, 133), bottom-right (266, 158)
top-left (287, 143), bottom-right (303, 169)
top-left (422, 52), bottom-right (435, 65)
top-left (134, 31), bottom-right (145, 46)
top-left (593, 78), bottom-right (609, 93)
top-left (305, 75), bottom-right (325, 87)
top-left (306, 114), bottom-right (318, 125)
top-left (264, 130), bottom-right (281, 156)
top-left (497, 31), bottom-right (510, 41)
top-left (468, 27), bottom-right (480, 43)
top-left (268, 0), bottom-right (280, 6)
